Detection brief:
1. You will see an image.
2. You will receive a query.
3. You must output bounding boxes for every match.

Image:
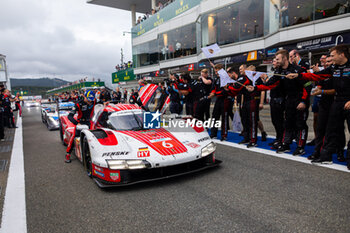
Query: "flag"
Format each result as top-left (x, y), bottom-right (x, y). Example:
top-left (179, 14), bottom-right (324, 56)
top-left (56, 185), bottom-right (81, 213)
top-left (218, 69), bottom-right (235, 87)
top-left (245, 70), bottom-right (265, 86)
top-left (201, 43), bottom-right (221, 58)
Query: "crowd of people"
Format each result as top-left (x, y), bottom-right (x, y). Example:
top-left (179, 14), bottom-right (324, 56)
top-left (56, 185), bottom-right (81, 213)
top-left (57, 87), bottom-right (131, 163)
top-left (0, 85), bottom-right (21, 142)
top-left (153, 44), bottom-right (350, 170)
top-left (54, 87), bottom-right (131, 105)
top-left (136, 1), bottom-right (175, 25)
top-left (52, 44), bottom-right (350, 169)
top-left (115, 61), bottom-right (133, 71)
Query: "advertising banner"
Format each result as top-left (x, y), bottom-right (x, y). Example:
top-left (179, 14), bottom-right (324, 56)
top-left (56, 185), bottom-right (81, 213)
top-left (131, 0), bottom-right (201, 37)
top-left (112, 68), bottom-right (136, 84)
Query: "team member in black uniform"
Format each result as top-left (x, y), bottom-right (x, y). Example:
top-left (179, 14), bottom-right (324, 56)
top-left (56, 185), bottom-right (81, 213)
top-left (3, 89), bottom-right (16, 128)
top-left (248, 50), bottom-right (309, 156)
top-left (307, 55), bottom-right (328, 146)
top-left (306, 56), bottom-right (338, 161)
top-left (14, 92), bottom-right (22, 117)
top-left (178, 73), bottom-right (194, 116)
top-left (155, 82), bottom-right (168, 111)
top-left (209, 64), bottom-right (231, 141)
top-left (201, 69), bottom-right (213, 120)
top-left (0, 87), bottom-right (4, 141)
top-left (65, 90), bottom-right (96, 163)
top-left (290, 49), bottom-right (313, 145)
top-left (237, 65), bottom-right (247, 136)
top-left (166, 73), bottom-right (182, 114)
top-left (129, 89), bottom-right (137, 104)
top-left (112, 87), bottom-right (122, 103)
top-left (289, 50), bottom-right (310, 72)
top-left (123, 90), bottom-right (128, 103)
top-left (286, 45), bottom-right (350, 168)
top-left (267, 58), bottom-right (285, 149)
top-left (192, 70), bottom-right (212, 121)
top-left (226, 67), bottom-right (259, 147)
top-left (99, 87), bottom-right (111, 104)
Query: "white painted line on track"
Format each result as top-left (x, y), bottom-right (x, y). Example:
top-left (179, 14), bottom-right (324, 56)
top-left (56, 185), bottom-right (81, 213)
top-left (214, 139), bottom-right (350, 174)
top-left (0, 113), bottom-right (27, 233)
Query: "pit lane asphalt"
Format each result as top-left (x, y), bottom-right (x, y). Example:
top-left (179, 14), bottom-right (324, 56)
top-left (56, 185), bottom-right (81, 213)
top-left (23, 107), bottom-right (350, 233)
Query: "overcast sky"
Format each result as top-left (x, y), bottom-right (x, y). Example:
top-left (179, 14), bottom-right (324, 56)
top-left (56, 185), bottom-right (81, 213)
top-left (0, 0), bottom-right (134, 86)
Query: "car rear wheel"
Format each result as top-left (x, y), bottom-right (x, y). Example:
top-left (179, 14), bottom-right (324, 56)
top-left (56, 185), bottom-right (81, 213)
top-left (83, 137), bottom-right (92, 178)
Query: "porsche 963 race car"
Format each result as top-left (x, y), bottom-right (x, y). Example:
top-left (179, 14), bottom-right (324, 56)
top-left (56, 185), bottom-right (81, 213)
top-left (59, 85), bottom-right (221, 187)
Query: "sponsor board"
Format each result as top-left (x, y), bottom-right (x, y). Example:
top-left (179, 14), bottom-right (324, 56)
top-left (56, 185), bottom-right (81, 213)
top-left (137, 147), bottom-right (150, 158)
top-left (198, 137), bottom-right (210, 143)
top-left (110, 171), bottom-right (121, 182)
top-left (186, 142), bottom-right (200, 148)
top-left (102, 151), bottom-right (129, 157)
top-left (144, 111), bottom-right (161, 129)
top-left (94, 170), bottom-right (105, 178)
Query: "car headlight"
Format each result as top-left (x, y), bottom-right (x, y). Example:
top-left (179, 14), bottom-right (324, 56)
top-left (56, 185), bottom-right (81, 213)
top-left (201, 142), bottom-right (216, 157)
top-left (107, 159), bottom-right (151, 170)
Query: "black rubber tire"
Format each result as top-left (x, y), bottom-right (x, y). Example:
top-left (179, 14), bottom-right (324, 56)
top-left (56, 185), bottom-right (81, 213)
top-left (83, 137), bottom-right (93, 178)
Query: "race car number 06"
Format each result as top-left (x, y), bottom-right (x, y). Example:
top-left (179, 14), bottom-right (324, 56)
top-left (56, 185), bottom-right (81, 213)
top-left (162, 141), bottom-right (173, 148)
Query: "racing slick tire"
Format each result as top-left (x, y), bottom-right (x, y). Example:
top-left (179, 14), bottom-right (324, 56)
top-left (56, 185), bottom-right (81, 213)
top-left (83, 137), bottom-right (93, 178)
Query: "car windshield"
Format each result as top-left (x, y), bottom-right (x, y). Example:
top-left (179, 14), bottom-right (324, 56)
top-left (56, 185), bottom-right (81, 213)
top-left (107, 112), bottom-right (144, 131)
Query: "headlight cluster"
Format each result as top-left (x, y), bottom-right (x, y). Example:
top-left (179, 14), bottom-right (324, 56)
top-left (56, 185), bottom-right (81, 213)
top-left (107, 160), bottom-right (151, 170)
top-left (201, 142), bottom-right (216, 157)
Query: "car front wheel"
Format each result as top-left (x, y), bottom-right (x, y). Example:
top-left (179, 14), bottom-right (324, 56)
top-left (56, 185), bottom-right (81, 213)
top-left (83, 137), bottom-right (92, 178)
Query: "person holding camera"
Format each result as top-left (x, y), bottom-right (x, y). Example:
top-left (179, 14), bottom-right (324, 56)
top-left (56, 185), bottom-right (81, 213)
top-left (178, 73), bottom-right (194, 116)
top-left (193, 69), bottom-right (213, 121)
top-left (166, 73), bottom-right (182, 114)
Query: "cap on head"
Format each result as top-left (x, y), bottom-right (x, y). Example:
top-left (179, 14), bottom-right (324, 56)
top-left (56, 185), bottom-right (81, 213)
top-left (84, 90), bottom-right (95, 101)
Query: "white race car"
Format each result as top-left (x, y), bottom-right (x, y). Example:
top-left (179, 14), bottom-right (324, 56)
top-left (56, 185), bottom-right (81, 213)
top-left (25, 100), bottom-right (40, 108)
top-left (41, 101), bottom-right (75, 130)
top-left (41, 102), bottom-right (59, 130)
top-left (60, 84), bottom-right (221, 187)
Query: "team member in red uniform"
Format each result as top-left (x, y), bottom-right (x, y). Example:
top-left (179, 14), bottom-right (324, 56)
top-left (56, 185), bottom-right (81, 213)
top-left (65, 90), bottom-right (96, 163)
top-left (286, 45), bottom-right (350, 168)
top-left (225, 67), bottom-right (259, 147)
